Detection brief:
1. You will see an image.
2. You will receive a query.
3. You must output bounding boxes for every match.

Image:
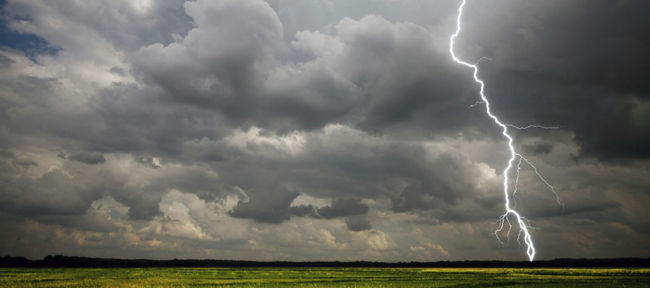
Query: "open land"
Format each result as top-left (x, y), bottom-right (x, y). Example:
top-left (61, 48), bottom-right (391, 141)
top-left (1, 267), bottom-right (649, 287)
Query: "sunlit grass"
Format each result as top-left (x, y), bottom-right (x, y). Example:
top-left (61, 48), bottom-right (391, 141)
top-left (1, 267), bottom-right (648, 287)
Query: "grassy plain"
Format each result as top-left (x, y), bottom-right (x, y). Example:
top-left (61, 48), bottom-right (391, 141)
top-left (0, 267), bottom-right (648, 287)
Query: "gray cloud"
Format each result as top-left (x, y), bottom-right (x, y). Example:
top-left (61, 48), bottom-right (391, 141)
top-left (344, 215), bottom-right (372, 231)
top-left (230, 190), bottom-right (301, 224)
top-left (64, 151), bottom-right (106, 165)
top-left (317, 198), bottom-right (368, 219)
top-left (0, 0), bottom-right (647, 261)
top-left (0, 169), bottom-right (100, 217)
top-left (459, 0), bottom-right (650, 160)
top-left (522, 142), bottom-right (553, 156)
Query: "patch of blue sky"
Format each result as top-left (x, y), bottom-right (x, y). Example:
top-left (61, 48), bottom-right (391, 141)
top-left (0, 0), bottom-right (60, 61)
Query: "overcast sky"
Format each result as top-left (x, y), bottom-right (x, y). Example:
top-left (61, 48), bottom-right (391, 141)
top-left (0, 0), bottom-right (648, 261)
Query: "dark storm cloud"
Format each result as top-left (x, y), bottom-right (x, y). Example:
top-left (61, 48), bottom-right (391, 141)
top-left (132, 0), bottom-right (288, 127)
top-left (214, 126), bottom-right (494, 226)
top-left (0, 0), bottom-right (648, 261)
top-left (210, 125), bottom-right (495, 222)
top-left (527, 200), bottom-right (621, 219)
top-left (344, 216), bottom-right (372, 231)
top-left (220, 139), bottom-right (491, 224)
top-left (521, 142), bottom-right (553, 156)
top-left (317, 198), bottom-right (368, 218)
top-left (230, 190), bottom-right (303, 223)
top-left (132, 4), bottom-right (492, 136)
top-left (89, 85), bottom-right (231, 156)
top-left (63, 151), bottom-right (106, 165)
top-left (0, 169), bottom-right (100, 216)
top-left (459, 0), bottom-right (650, 160)
top-left (334, 15), bottom-right (490, 137)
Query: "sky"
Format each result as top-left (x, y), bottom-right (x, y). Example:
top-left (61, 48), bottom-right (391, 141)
top-left (0, 0), bottom-right (648, 261)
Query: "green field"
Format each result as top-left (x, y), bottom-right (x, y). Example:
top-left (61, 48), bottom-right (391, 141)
top-left (0, 267), bottom-right (648, 287)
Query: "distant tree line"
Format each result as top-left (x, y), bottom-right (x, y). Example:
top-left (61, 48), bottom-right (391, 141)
top-left (0, 255), bottom-right (648, 268)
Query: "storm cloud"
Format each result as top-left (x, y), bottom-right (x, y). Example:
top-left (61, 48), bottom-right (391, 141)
top-left (0, 0), bottom-right (647, 261)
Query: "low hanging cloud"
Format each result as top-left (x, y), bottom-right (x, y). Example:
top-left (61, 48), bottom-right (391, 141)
top-left (0, 0), bottom-right (648, 261)
top-left (60, 151), bottom-right (106, 165)
top-left (317, 198), bottom-right (368, 219)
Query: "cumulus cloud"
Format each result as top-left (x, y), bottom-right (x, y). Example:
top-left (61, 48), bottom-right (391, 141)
top-left (458, 0), bottom-right (650, 160)
top-left (62, 151), bottom-right (106, 165)
top-left (318, 198), bottom-right (368, 219)
top-left (0, 0), bottom-right (647, 261)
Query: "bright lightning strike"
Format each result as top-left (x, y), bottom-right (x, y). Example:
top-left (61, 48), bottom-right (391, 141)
top-left (449, 0), bottom-right (560, 261)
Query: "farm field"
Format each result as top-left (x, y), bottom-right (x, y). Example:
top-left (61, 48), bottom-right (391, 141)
top-left (0, 267), bottom-right (648, 287)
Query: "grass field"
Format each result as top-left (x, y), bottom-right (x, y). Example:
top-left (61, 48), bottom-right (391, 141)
top-left (0, 267), bottom-right (648, 287)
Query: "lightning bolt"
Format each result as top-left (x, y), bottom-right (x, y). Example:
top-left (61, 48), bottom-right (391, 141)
top-left (449, 0), bottom-right (560, 261)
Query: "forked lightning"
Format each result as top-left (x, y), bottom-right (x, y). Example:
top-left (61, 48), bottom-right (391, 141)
top-left (448, 0), bottom-right (560, 261)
